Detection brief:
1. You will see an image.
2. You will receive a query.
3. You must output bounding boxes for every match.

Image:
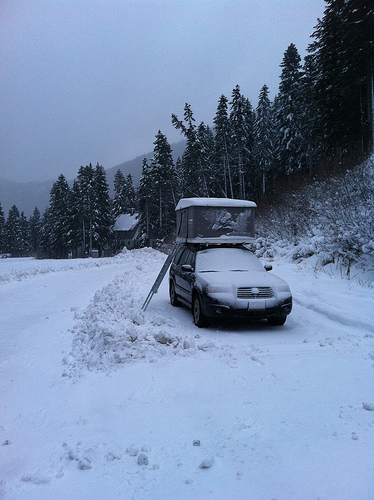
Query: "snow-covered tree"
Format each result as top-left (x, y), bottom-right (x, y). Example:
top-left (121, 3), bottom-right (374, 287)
top-left (229, 85), bottom-right (254, 199)
top-left (68, 180), bottom-right (83, 257)
top-left (139, 132), bottom-right (178, 242)
top-left (254, 84), bottom-right (275, 196)
top-left (138, 158), bottom-right (154, 242)
top-left (75, 164), bottom-right (95, 256)
top-left (301, 54), bottom-right (321, 176)
top-left (172, 103), bottom-right (209, 197)
top-left (213, 94), bottom-right (233, 198)
top-left (113, 169), bottom-right (127, 218)
top-left (0, 202), bottom-right (5, 253)
top-left (92, 163), bottom-right (113, 256)
top-left (197, 122), bottom-right (216, 196)
top-left (19, 211), bottom-right (30, 255)
top-left (29, 207), bottom-right (41, 256)
top-left (5, 205), bottom-right (29, 257)
top-left (113, 170), bottom-right (137, 218)
top-left (41, 174), bottom-right (70, 258)
top-left (275, 43), bottom-right (305, 176)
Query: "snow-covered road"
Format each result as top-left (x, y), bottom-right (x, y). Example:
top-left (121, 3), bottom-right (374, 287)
top-left (0, 250), bottom-right (373, 499)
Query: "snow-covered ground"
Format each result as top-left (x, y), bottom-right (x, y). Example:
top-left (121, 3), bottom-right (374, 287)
top-left (0, 249), bottom-right (373, 500)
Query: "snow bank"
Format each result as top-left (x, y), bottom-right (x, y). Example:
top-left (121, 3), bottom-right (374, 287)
top-left (63, 248), bottom-right (222, 377)
top-left (0, 255), bottom-right (120, 285)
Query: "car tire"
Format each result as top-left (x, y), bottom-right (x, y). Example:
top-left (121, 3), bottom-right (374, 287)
top-left (268, 316), bottom-right (287, 326)
top-left (192, 293), bottom-right (208, 328)
top-left (170, 281), bottom-right (180, 307)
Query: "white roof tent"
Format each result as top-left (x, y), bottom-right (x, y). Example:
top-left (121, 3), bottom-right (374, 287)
top-left (175, 197), bottom-right (257, 244)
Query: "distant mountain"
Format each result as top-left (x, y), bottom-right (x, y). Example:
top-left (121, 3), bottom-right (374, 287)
top-left (106, 139), bottom-right (186, 193)
top-left (0, 140), bottom-right (186, 217)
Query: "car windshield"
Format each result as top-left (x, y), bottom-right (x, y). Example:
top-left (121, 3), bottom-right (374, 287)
top-left (195, 248), bottom-right (265, 273)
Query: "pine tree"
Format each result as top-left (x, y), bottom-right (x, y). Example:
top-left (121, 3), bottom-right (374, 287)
top-left (174, 157), bottom-right (183, 196)
top-left (172, 103), bottom-right (209, 197)
top-left (39, 207), bottom-right (53, 258)
top-left (44, 174), bottom-right (70, 258)
top-left (0, 202), bottom-right (5, 253)
top-left (229, 85), bottom-right (254, 199)
top-left (213, 95), bottom-right (233, 198)
top-left (29, 207), bottom-right (41, 256)
top-left (76, 164), bottom-right (95, 256)
top-left (139, 132), bottom-right (178, 242)
top-left (19, 211), bottom-right (30, 256)
top-left (5, 205), bottom-right (25, 256)
top-left (301, 54), bottom-right (321, 176)
top-left (126, 174), bottom-right (137, 209)
top-left (254, 84), bottom-right (275, 196)
top-left (113, 170), bottom-right (137, 218)
top-left (138, 158), bottom-right (154, 243)
top-left (113, 170), bottom-right (127, 218)
top-left (68, 180), bottom-right (83, 257)
top-left (275, 43), bottom-right (305, 176)
top-left (92, 163), bottom-right (113, 256)
top-left (197, 123), bottom-right (216, 196)
top-left (153, 130), bottom-right (178, 237)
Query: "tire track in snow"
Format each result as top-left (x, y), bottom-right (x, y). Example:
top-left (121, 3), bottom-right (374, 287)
top-left (293, 292), bottom-right (373, 333)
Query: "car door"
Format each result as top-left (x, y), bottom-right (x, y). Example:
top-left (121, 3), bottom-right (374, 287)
top-left (175, 247), bottom-right (195, 305)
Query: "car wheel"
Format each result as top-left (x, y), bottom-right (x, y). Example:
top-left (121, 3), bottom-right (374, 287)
top-left (192, 293), bottom-right (208, 328)
top-left (268, 316), bottom-right (287, 326)
top-left (170, 281), bottom-right (180, 307)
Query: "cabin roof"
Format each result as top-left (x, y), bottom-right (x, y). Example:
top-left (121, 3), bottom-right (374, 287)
top-left (113, 213), bottom-right (140, 232)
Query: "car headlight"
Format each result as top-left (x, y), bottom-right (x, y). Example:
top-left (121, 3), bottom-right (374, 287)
top-left (206, 284), bottom-right (231, 294)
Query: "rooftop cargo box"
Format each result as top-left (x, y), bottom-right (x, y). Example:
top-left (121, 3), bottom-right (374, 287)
top-left (175, 197), bottom-right (257, 244)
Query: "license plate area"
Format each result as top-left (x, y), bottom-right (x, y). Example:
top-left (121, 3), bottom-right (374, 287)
top-left (247, 299), bottom-right (266, 310)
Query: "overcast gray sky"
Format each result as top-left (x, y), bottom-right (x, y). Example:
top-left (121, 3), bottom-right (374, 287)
top-left (0, 0), bottom-right (325, 183)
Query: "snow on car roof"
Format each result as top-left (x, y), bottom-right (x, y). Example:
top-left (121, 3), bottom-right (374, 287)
top-left (175, 197), bottom-right (257, 210)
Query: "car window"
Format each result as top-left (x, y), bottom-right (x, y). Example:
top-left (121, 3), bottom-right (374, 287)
top-left (178, 248), bottom-right (195, 269)
top-left (195, 248), bottom-right (264, 272)
top-left (178, 249), bottom-right (190, 266)
top-left (184, 249), bottom-right (196, 268)
top-left (173, 247), bottom-right (185, 265)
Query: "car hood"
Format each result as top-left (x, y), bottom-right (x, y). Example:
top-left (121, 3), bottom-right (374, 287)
top-left (196, 269), bottom-right (290, 290)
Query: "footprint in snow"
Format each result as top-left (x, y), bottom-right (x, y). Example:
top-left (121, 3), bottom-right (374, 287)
top-left (362, 402), bottom-right (374, 411)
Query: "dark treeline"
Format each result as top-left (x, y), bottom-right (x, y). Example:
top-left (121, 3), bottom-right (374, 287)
top-left (1, 0), bottom-right (373, 258)
top-left (0, 163), bottom-right (136, 258)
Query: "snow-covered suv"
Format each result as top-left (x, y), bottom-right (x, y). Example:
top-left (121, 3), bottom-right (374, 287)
top-left (169, 244), bottom-right (292, 327)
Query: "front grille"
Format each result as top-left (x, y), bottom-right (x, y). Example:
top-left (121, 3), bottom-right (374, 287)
top-left (237, 286), bottom-right (274, 299)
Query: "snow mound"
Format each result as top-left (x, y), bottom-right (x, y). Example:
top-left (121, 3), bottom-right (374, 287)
top-left (63, 248), bottom-right (217, 376)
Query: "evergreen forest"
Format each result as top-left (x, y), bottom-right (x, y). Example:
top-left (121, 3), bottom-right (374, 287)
top-left (0, 0), bottom-right (373, 260)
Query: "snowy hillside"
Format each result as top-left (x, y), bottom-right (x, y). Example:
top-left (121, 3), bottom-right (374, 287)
top-left (0, 249), bottom-right (373, 499)
top-left (255, 155), bottom-right (374, 274)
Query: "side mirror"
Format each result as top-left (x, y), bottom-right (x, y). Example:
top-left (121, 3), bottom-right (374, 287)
top-left (181, 264), bottom-right (193, 273)
top-left (264, 264), bottom-right (272, 272)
